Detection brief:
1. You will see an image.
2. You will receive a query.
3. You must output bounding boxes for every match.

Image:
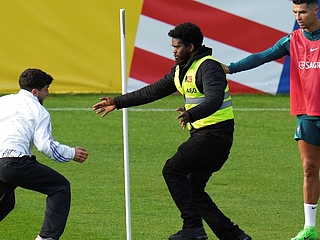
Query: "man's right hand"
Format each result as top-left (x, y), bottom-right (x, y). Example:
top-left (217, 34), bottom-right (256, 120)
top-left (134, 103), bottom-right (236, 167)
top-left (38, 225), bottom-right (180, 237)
top-left (92, 97), bottom-right (116, 118)
top-left (221, 63), bottom-right (230, 74)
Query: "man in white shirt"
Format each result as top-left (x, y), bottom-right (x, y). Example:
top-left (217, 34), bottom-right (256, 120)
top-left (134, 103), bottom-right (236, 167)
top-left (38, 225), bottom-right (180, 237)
top-left (0, 68), bottom-right (88, 240)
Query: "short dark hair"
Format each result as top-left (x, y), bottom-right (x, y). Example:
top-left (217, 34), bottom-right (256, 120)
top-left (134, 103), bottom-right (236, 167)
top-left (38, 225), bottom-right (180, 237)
top-left (168, 22), bottom-right (203, 51)
top-left (293, 0), bottom-right (318, 6)
top-left (19, 68), bottom-right (53, 91)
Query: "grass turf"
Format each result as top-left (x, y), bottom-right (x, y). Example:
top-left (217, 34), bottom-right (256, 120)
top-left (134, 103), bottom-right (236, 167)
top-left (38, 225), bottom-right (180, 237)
top-left (0, 93), bottom-right (310, 239)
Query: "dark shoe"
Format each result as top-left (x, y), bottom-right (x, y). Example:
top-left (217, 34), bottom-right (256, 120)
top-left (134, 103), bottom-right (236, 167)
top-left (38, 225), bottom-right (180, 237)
top-left (169, 227), bottom-right (208, 240)
top-left (236, 232), bottom-right (252, 240)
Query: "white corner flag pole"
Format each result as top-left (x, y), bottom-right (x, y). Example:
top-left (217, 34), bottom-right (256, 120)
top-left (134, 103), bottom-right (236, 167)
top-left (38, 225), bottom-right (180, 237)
top-left (120, 9), bottom-right (132, 240)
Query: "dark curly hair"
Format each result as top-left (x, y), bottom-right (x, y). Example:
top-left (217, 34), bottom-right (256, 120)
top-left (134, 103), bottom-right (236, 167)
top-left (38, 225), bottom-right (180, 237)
top-left (293, 0), bottom-right (318, 6)
top-left (168, 22), bottom-right (203, 51)
top-left (19, 68), bottom-right (53, 91)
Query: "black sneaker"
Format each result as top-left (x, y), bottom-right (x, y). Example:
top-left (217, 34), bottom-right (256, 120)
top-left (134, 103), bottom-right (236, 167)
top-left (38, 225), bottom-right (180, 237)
top-left (236, 232), bottom-right (252, 240)
top-left (169, 227), bottom-right (208, 240)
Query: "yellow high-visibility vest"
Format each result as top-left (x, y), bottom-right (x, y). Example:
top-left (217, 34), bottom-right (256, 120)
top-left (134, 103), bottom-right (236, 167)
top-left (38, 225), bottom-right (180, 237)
top-left (174, 55), bottom-right (234, 130)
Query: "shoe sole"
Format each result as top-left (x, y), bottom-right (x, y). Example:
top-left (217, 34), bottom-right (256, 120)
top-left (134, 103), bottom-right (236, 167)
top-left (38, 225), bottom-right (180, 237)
top-left (168, 236), bottom-right (208, 240)
top-left (195, 236), bottom-right (208, 240)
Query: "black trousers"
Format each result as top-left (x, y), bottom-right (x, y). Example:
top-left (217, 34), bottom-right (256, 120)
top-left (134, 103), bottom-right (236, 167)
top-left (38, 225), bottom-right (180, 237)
top-left (162, 131), bottom-right (245, 240)
top-left (0, 155), bottom-right (71, 239)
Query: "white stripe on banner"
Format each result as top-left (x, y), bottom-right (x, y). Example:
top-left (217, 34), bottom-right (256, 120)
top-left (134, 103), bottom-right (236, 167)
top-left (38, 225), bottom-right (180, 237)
top-left (127, 77), bottom-right (149, 92)
top-left (135, 16), bottom-right (173, 60)
top-left (195, 0), bottom-right (294, 33)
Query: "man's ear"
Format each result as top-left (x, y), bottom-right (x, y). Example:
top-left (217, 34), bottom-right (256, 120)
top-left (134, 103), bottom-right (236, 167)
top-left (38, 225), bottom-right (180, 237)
top-left (188, 43), bottom-right (195, 53)
top-left (31, 88), bottom-right (38, 96)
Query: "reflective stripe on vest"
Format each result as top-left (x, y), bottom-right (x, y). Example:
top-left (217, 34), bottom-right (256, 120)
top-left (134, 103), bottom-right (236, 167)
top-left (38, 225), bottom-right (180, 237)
top-left (174, 55), bottom-right (234, 130)
top-left (184, 92), bottom-right (232, 108)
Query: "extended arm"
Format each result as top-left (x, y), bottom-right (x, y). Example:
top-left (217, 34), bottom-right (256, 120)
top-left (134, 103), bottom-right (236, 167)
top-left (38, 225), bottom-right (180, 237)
top-left (228, 35), bottom-right (290, 74)
top-left (93, 68), bottom-right (177, 116)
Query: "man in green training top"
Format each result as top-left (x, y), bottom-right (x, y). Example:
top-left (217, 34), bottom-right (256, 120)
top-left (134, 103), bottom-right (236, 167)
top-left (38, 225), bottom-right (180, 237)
top-left (224, 0), bottom-right (320, 239)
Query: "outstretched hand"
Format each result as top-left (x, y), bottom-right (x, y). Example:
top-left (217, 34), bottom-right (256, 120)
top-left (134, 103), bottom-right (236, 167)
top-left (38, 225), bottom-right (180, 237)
top-left (176, 107), bottom-right (191, 130)
top-left (92, 97), bottom-right (116, 117)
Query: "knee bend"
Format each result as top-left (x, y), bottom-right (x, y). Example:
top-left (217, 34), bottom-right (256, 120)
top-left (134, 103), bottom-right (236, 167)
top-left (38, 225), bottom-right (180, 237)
top-left (162, 162), bottom-right (171, 177)
top-left (162, 161), bottom-right (180, 178)
top-left (63, 180), bottom-right (71, 193)
top-left (303, 163), bottom-right (319, 179)
top-left (56, 179), bottom-right (71, 195)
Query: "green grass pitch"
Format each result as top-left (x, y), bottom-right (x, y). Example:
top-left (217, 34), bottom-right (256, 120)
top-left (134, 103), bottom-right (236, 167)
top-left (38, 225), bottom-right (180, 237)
top-left (0, 93), bottom-right (310, 239)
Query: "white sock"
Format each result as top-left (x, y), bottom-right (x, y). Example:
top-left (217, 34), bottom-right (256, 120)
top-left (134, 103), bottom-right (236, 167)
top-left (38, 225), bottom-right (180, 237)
top-left (304, 203), bottom-right (318, 227)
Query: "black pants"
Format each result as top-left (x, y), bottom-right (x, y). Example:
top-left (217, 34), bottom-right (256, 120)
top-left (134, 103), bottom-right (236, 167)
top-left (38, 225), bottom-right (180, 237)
top-left (162, 131), bottom-right (245, 240)
top-left (0, 155), bottom-right (71, 239)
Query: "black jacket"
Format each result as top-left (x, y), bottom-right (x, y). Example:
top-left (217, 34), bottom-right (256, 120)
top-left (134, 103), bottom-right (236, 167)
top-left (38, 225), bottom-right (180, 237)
top-left (114, 45), bottom-right (234, 133)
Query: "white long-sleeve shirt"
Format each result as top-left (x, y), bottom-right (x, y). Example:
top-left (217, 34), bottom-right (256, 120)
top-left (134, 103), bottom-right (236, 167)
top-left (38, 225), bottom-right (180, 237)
top-left (0, 89), bottom-right (75, 162)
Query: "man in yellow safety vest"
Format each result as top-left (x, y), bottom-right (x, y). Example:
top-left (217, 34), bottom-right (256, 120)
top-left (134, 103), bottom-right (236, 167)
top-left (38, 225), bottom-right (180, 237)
top-left (93, 22), bottom-right (251, 240)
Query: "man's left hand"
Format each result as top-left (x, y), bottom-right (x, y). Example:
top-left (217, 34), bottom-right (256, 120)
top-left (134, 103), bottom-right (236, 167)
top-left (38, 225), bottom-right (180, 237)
top-left (176, 107), bottom-right (191, 130)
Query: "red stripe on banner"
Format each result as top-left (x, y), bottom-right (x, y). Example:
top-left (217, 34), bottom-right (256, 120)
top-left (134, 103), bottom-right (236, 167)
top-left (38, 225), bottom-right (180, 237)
top-left (141, 0), bottom-right (286, 64)
top-left (130, 47), bottom-right (174, 84)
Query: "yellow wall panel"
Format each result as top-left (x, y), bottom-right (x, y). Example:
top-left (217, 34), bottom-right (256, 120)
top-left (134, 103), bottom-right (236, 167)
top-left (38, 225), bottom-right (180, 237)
top-left (0, 0), bottom-right (143, 93)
